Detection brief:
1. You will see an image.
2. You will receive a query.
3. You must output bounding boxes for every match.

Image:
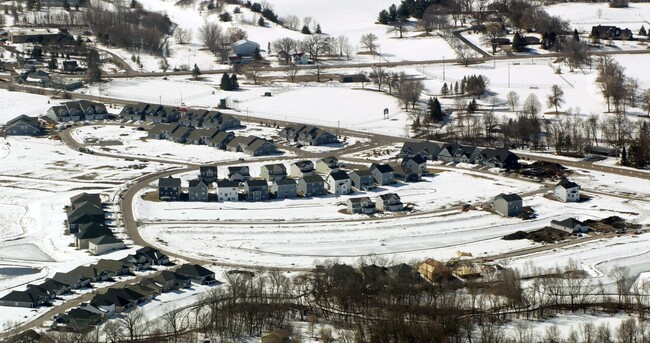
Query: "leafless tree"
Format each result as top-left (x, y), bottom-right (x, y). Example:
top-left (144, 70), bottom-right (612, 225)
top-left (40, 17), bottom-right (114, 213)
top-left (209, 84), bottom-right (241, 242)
top-left (369, 66), bottom-right (388, 91)
top-left (312, 62), bottom-right (326, 82)
top-left (626, 77), bottom-right (640, 108)
top-left (174, 27), bottom-right (192, 44)
top-left (596, 322), bottom-right (613, 342)
top-left (387, 17), bottom-right (408, 38)
top-left (161, 305), bottom-right (190, 343)
top-left (244, 61), bottom-right (264, 85)
top-left (601, 111), bottom-right (633, 150)
top-left (562, 40), bottom-right (590, 71)
top-left (103, 319), bottom-right (124, 343)
top-left (119, 309), bottom-right (147, 342)
top-left (642, 89), bottom-right (650, 116)
top-left (482, 23), bottom-right (505, 55)
top-left (523, 93), bottom-right (541, 116)
top-left (198, 21), bottom-right (223, 55)
top-left (360, 33), bottom-right (379, 55)
top-left (287, 63), bottom-right (299, 82)
top-left (455, 42), bottom-right (476, 67)
top-left (507, 91), bottom-right (520, 112)
top-left (282, 14), bottom-right (299, 30)
top-left (301, 35), bottom-right (330, 62)
top-left (419, 4), bottom-right (449, 35)
top-left (226, 27), bottom-right (248, 45)
top-left (337, 35), bottom-right (353, 59)
top-left (273, 37), bottom-right (298, 64)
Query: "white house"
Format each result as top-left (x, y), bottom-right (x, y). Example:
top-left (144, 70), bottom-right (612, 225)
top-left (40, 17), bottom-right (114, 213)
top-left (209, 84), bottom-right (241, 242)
top-left (88, 235), bottom-right (125, 256)
top-left (325, 171), bottom-right (351, 195)
top-left (550, 218), bottom-right (590, 233)
top-left (555, 178), bottom-right (580, 202)
top-left (216, 179), bottom-right (239, 202)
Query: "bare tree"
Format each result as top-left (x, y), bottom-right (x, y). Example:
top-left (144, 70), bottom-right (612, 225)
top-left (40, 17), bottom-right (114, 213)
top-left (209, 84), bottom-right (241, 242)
top-left (337, 35), bottom-right (352, 59)
top-left (198, 21), bottom-right (222, 54)
top-left (562, 39), bottom-right (590, 71)
top-left (482, 23), bottom-right (505, 55)
top-left (161, 305), bottom-right (190, 343)
top-left (360, 33), bottom-right (379, 55)
top-left (282, 14), bottom-right (299, 30)
top-left (244, 61), bottom-right (264, 85)
top-left (625, 77), bottom-right (640, 108)
top-left (642, 89), bottom-right (650, 116)
top-left (547, 84), bottom-right (565, 114)
top-left (119, 309), bottom-right (147, 342)
top-left (419, 4), bottom-right (449, 35)
top-left (174, 27), bottom-right (192, 44)
top-left (507, 91), bottom-right (520, 111)
top-left (301, 35), bottom-right (330, 62)
top-left (369, 66), bottom-right (388, 91)
top-left (226, 27), bottom-right (248, 45)
top-left (601, 111), bottom-right (633, 150)
top-left (103, 319), bottom-right (124, 343)
top-left (387, 17), bottom-right (408, 38)
top-left (455, 42), bottom-right (476, 67)
top-left (312, 62), bottom-right (326, 82)
top-left (523, 93), bottom-right (541, 116)
top-left (287, 63), bottom-right (299, 82)
top-left (273, 37), bottom-right (298, 64)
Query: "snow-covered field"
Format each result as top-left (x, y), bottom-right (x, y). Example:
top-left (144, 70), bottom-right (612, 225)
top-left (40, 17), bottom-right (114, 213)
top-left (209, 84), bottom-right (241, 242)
top-left (0, 90), bottom-right (59, 124)
top-left (546, 2), bottom-right (650, 34)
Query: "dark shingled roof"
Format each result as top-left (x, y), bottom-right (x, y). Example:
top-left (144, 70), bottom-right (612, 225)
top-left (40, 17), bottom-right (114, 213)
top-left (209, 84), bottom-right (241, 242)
top-left (328, 170), bottom-right (350, 181)
top-left (495, 193), bottom-right (522, 202)
top-left (159, 176), bottom-right (181, 188)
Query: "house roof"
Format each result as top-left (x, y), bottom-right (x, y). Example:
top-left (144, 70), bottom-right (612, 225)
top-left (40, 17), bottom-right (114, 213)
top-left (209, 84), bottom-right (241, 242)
top-left (36, 279), bottom-right (68, 293)
top-left (263, 163), bottom-right (286, 173)
top-left (168, 126), bottom-right (192, 138)
top-left (378, 193), bottom-right (401, 202)
top-left (551, 217), bottom-right (586, 228)
top-left (228, 166), bottom-right (249, 174)
top-left (403, 155), bottom-right (426, 165)
top-left (52, 272), bottom-right (89, 286)
top-left (93, 259), bottom-right (127, 273)
top-left (159, 176), bottom-right (181, 188)
top-left (247, 138), bottom-right (274, 152)
top-left (556, 178), bottom-right (579, 189)
top-left (292, 160), bottom-right (314, 169)
top-left (371, 163), bottom-right (394, 174)
top-left (495, 193), bottom-right (522, 202)
top-left (274, 179), bottom-right (296, 186)
top-left (89, 234), bottom-right (123, 246)
top-left (301, 174), bottom-right (324, 184)
top-left (216, 179), bottom-right (240, 188)
top-left (66, 308), bottom-right (101, 320)
top-left (136, 246), bottom-right (168, 261)
top-left (68, 265), bottom-right (103, 280)
top-left (154, 270), bottom-right (189, 283)
top-left (188, 178), bottom-right (207, 188)
top-left (244, 179), bottom-right (268, 187)
top-left (200, 165), bottom-right (217, 173)
top-left (70, 193), bottom-right (101, 207)
top-left (176, 264), bottom-right (215, 278)
top-left (74, 226), bottom-right (113, 240)
top-left (348, 197), bottom-right (371, 203)
top-left (350, 169), bottom-right (373, 177)
top-left (6, 114), bottom-right (40, 128)
top-left (320, 156), bottom-right (338, 165)
top-left (0, 290), bottom-right (38, 303)
top-left (328, 170), bottom-right (350, 181)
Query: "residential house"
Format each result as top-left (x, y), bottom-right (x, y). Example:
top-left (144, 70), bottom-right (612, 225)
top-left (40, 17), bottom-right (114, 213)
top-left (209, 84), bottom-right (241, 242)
top-left (144, 105), bottom-right (181, 123)
top-left (67, 265), bottom-right (111, 283)
top-left (376, 193), bottom-right (404, 211)
top-left (52, 272), bottom-right (90, 289)
top-left (176, 264), bottom-right (218, 285)
top-left (45, 100), bottom-right (106, 122)
top-left (0, 290), bottom-right (47, 308)
top-left (207, 130), bottom-right (235, 149)
top-left (34, 279), bottom-right (70, 296)
top-left (74, 225), bottom-right (113, 249)
top-left (119, 103), bottom-right (149, 121)
top-left (280, 124), bottom-right (338, 146)
top-left (475, 148), bottom-right (520, 169)
top-left (370, 163), bottom-right (395, 186)
top-left (349, 169), bottom-right (375, 191)
top-left (326, 171), bottom-right (351, 195)
top-left (25, 284), bottom-right (57, 302)
top-left (93, 259), bottom-right (130, 277)
top-left (290, 160), bottom-right (315, 178)
top-left (153, 271), bottom-right (191, 292)
top-left (346, 197), bottom-right (375, 214)
top-left (51, 308), bottom-right (102, 331)
top-left (66, 202), bottom-right (105, 234)
top-left (5, 115), bottom-right (42, 136)
top-left (271, 179), bottom-right (297, 199)
top-left (186, 128), bottom-right (213, 145)
top-left (158, 176), bottom-right (181, 201)
top-left (551, 218), bottom-right (590, 234)
top-left (16, 70), bottom-right (51, 88)
top-left (228, 166), bottom-right (250, 181)
top-left (90, 293), bottom-right (127, 315)
top-left (243, 179), bottom-right (269, 201)
top-left (297, 175), bottom-right (325, 197)
top-left (388, 263), bottom-right (421, 282)
top-left (390, 163), bottom-right (421, 182)
top-left (493, 193), bottom-right (523, 217)
top-left (399, 141), bottom-right (444, 160)
top-left (167, 126), bottom-right (193, 143)
top-left (260, 163), bottom-right (287, 182)
top-left (590, 25), bottom-right (633, 40)
top-left (136, 246), bottom-right (170, 266)
top-left (126, 283), bottom-right (158, 302)
top-left (316, 156), bottom-right (341, 174)
top-left (78, 100), bottom-right (107, 121)
top-left (555, 178), bottom-right (580, 202)
top-left (216, 179), bottom-right (239, 201)
top-left (244, 138), bottom-right (278, 156)
top-left (202, 111), bottom-right (241, 130)
top-left (188, 179), bottom-right (209, 202)
top-left (70, 193), bottom-right (102, 209)
top-left (179, 109), bottom-right (209, 127)
top-left (78, 303), bottom-right (112, 318)
top-left (417, 258), bottom-right (451, 283)
top-left (401, 155), bottom-right (428, 175)
top-left (62, 60), bottom-right (83, 73)
top-left (199, 166), bottom-right (218, 184)
top-left (88, 235), bottom-right (125, 255)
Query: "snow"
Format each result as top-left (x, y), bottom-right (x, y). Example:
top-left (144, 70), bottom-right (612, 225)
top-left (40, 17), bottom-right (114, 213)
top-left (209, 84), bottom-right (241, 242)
top-left (0, 90), bottom-right (59, 124)
top-left (545, 2), bottom-right (650, 34)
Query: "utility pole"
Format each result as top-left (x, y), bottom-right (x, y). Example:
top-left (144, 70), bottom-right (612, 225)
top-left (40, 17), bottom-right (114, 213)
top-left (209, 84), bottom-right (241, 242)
top-left (508, 63), bottom-right (510, 88)
top-left (442, 56), bottom-right (445, 82)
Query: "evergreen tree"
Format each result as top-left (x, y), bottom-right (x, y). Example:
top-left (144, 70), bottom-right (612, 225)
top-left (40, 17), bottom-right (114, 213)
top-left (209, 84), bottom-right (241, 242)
top-left (63, 0), bottom-right (70, 11)
top-left (26, 0), bottom-right (34, 11)
top-left (192, 63), bottom-right (201, 79)
top-left (573, 28), bottom-right (580, 42)
top-left (130, 0), bottom-right (137, 8)
top-left (440, 82), bottom-right (449, 96)
top-left (628, 123), bottom-right (650, 168)
top-left (301, 25), bottom-right (311, 34)
top-left (315, 24), bottom-right (322, 34)
top-left (621, 146), bottom-right (629, 166)
top-left (467, 98), bottom-right (478, 114)
top-left (460, 77), bottom-right (467, 94)
top-left (86, 49), bottom-right (102, 83)
top-left (230, 74), bottom-right (239, 89)
top-left (512, 32), bottom-right (527, 52)
top-left (428, 97), bottom-right (444, 122)
top-left (378, 9), bottom-right (390, 24)
top-left (220, 72), bottom-right (233, 90)
top-left (454, 81), bottom-right (459, 95)
top-left (48, 57), bottom-right (57, 71)
top-left (35, 0), bottom-right (41, 10)
top-left (258, 16), bottom-right (265, 26)
top-left (639, 25), bottom-right (647, 36)
top-left (388, 4), bottom-right (398, 21)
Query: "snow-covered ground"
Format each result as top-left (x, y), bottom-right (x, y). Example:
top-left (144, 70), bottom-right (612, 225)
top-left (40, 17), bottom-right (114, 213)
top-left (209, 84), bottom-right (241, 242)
top-left (545, 2), bottom-right (650, 34)
top-left (0, 90), bottom-right (60, 124)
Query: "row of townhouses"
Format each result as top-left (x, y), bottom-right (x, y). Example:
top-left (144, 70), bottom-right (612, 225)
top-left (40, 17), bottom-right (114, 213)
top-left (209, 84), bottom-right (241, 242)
top-left (399, 141), bottom-right (521, 170)
top-left (65, 193), bottom-right (125, 255)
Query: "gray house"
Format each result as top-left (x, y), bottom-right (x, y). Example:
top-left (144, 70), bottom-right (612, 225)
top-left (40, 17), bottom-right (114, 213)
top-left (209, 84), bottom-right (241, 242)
top-left (243, 179), bottom-right (269, 201)
top-left (188, 179), bottom-right (209, 202)
top-left (199, 166), bottom-right (218, 184)
top-left (370, 163), bottom-right (395, 186)
top-left (402, 156), bottom-right (427, 175)
top-left (5, 115), bottom-right (42, 136)
top-left (158, 176), bottom-right (181, 201)
top-left (376, 193), bottom-right (404, 212)
top-left (349, 169), bottom-right (375, 191)
top-left (167, 126), bottom-right (193, 143)
top-left (244, 139), bottom-right (278, 156)
top-left (228, 166), bottom-right (250, 181)
top-left (316, 156), bottom-right (341, 174)
top-left (390, 163), bottom-right (421, 182)
top-left (290, 160), bottom-right (315, 178)
top-left (271, 179), bottom-right (297, 199)
top-left (493, 193), bottom-right (523, 217)
top-left (347, 197), bottom-right (375, 214)
top-left (260, 163), bottom-right (287, 182)
top-left (297, 175), bottom-right (325, 197)
top-left (207, 131), bottom-right (235, 149)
